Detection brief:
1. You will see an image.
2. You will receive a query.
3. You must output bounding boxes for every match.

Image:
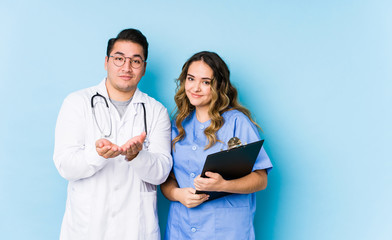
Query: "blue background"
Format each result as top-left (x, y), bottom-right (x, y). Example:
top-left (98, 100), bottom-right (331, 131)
top-left (1, 1), bottom-right (391, 239)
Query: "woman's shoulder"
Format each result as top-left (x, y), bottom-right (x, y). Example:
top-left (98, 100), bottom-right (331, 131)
top-left (222, 109), bottom-right (251, 122)
top-left (171, 111), bottom-right (195, 129)
top-left (221, 109), bottom-right (258, 132)
top-left (170, 118), bottom-right (178, 129)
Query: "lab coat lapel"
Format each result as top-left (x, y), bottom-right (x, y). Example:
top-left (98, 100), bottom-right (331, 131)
top-left (96, 79), bottom-right (110, 100)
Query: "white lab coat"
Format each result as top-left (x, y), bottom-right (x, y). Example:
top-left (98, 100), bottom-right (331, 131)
top-left (53, 79), bottom-right (172, 240)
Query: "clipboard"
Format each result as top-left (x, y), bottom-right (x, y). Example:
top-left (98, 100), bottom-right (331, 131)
top-left (195, 139), bottom-right (264, 201)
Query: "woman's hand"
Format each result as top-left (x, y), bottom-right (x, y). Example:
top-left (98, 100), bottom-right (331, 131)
top-left (194, 172), bottom-right (227, 192)
top-left (195, 170), bottom-right (268, 194)
top-left (174, 187), bottom-right (209, 208)
top-left (161, 172), bottom-right (209, 208)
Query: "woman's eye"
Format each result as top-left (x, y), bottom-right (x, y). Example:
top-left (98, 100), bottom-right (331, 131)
top-left (187, 77), bottom-right (194, 81)
top-left (203, 81), bottom-right (211, 85)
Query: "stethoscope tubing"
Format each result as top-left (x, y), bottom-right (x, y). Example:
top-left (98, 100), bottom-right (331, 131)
top-left (91, 92), bottom-right (148, 147)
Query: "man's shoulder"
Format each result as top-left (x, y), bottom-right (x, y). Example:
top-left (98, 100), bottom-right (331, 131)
top-left (63, 85), bottom-right (99, 104)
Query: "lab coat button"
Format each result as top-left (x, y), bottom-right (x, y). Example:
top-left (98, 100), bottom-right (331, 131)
top-left (192, 146), bottom-right (197, 151)
top-left (191, 227), bottom-right (197, 232)
top-left (190, 173), bottom-right (195, 178)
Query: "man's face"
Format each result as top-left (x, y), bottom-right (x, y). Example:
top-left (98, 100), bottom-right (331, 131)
top-left (105, 40), bottom-right (146, 98)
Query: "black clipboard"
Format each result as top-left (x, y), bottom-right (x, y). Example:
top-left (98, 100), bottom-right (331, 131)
top-left (195, 139), bottom-right (264, 201)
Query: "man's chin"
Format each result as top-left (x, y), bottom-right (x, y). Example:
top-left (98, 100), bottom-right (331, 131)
top-left (118, 85), bottom-right (136, 94)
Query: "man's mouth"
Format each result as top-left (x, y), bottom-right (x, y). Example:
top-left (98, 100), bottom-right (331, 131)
top-left (119, 75), bottom-right (133, 80)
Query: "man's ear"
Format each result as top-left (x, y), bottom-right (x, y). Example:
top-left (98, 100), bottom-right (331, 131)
top-left (142, 62), bottom-right (147, 76)
top-left (104, 56), bottom-right (108, 71)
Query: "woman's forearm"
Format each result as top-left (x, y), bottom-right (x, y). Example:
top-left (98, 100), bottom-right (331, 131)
top-left (161, 172), bottom-right (180, 201)
top-left (222, 169), bottom-right (268, 194)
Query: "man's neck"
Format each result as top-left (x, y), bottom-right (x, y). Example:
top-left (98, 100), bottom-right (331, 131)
top-left (105, 81), bottom-right (135, 101)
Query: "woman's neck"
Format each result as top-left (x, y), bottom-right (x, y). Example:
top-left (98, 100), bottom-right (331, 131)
top-left (195, 107), bottom-right (210, 123)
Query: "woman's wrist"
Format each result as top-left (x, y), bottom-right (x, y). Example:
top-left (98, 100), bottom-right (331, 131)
top-left (220, 179), bottom-right (229, 192)
top-left (171, 187), bottom-right (182, 202)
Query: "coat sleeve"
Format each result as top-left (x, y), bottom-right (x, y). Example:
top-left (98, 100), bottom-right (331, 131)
top-left (53, 93), bottom-right (108, 181)
top-left (128, 102), bottom-right (172, 185)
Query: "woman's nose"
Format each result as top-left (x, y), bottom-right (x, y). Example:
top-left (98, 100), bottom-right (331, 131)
top-left (193, 82), bottom-right (201, 91)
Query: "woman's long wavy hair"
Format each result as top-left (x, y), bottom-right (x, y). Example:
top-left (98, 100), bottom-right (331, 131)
top-left (172, 51), bottom-right (260, 150)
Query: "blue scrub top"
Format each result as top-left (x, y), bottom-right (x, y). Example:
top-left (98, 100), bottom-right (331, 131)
top-left (165, 110), bottom-right (273, 240)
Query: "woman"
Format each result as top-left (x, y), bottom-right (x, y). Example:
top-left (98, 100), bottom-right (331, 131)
top-left (161, 51), bottom-right (273, 239)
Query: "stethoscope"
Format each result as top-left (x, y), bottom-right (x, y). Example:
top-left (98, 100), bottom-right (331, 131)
top-left (91, 92), bottom-right (149, 150)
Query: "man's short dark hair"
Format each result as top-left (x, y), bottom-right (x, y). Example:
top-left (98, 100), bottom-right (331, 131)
top-left (106, 28), bottom-right (149, 60)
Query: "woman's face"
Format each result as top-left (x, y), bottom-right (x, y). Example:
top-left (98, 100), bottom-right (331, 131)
top-left (185, 60), bottom-right (214, 112)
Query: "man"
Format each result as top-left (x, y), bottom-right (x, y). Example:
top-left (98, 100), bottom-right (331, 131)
top-left (54, 29), bottom-right (172, 240)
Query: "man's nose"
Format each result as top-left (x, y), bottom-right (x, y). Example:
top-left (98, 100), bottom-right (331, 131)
top-left (122, 59), bottom-right (133, 71)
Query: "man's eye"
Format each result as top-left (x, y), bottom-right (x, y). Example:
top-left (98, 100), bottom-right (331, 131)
top-left (133, 59), bottom-right (141, 64)
top-left (115, 57), bottom-right (124, 61)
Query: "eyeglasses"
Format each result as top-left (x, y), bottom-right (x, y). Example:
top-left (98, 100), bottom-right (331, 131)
top-left (109, 54), bottom-right (146, 69)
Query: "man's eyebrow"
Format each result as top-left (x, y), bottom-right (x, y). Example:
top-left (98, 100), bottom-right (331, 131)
top-left (132, 54), bottom-right (143, 59)
top-left (112, 52), bottom-right (143, 59)
top-left (113, 52), bottom-right (143, 59)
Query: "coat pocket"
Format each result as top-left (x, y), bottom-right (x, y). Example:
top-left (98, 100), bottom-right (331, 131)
top-left (65, 186), bottom-right (92, 238)
top-left (139, 191), bottom-right (160, 240)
